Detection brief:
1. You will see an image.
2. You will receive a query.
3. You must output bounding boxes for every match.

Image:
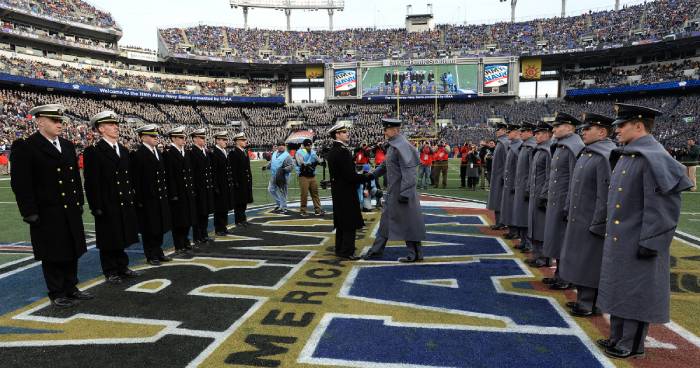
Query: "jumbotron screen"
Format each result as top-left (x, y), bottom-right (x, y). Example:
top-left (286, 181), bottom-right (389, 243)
top-left (360, 63), bottom-right (478, 99)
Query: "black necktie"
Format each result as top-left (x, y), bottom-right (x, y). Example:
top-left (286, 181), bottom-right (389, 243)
top-left (113, 144), bottom-right (119, 157)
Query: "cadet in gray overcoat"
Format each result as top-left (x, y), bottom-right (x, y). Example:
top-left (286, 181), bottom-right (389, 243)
top-left (559, 113), bottom-right (616, 317)
top-left (500, 123), bottom-right (522, 239)
top-left (511, 122), bottom-right (537, 250)
top-left (542, 112), bottom-right (584, 289)
top-left (363, 118), bottom-right (426, 262)
top-left (597, 104), bottom-right (692, 359)
top-left (526, 121), bottom-right (553, 268)
top-left (486, 122), bottom-right (509, 229)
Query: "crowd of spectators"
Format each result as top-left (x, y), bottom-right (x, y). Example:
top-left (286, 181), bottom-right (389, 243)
top-left (0, 0), bottom-right (118, 29)
top-left (3, 88), bottom-right (700, 155)
top-left (0, 54), bottom-right (287, 97)
top-left (566, 58), bottom-right (700, 89)
top-left (160, 0), bottom-right (700, 63)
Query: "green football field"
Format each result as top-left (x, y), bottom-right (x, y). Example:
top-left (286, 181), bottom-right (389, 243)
top-left (2, 158), bottom-right (700, 244)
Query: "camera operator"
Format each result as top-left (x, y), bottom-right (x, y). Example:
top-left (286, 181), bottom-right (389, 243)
top-left (295, 139), bottom-right (325, 216)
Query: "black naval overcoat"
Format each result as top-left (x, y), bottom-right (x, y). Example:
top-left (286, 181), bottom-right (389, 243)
top-left (163, 146), bottom-right (197, 228)
top-left (189, 146), bottom-right (216, 217)
top-left (130, 144), bottom-right (171, 236)
top-left (229, 147), bottom-right (254, 205)
top-left (559, 138), bottom-right (616, 288)
top-left (327, 140), bottom-right (365, 230)
top-left (82, 140), bottom-right (139, 250)
top-left (211, 147), bottom-right (236, 212)
top-left (10, 133), bottom-right (86, 261)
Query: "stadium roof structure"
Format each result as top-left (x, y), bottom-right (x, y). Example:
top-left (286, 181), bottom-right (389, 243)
top-left (230, 0), bottom-right (345, 31)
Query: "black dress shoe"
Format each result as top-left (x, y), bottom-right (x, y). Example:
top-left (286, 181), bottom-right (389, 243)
top-left (490, 224), bottom-right (507, 230)
top-left (530, 259), bottom-right (549, 268)
top-left (520, 248), bottom-right (532, 254)
top-left (596, 339), bottom-right (616, 349)
top-left (566, 301), bottom-right (578, 309)
top-left (147, 259), bottom-right (161, 266)
top-left (605, 346), bottom-right (645, 359)
top-left (159, 256), bottom-right (173, 262)
top-left (119, 269), bottom-right (142, 278)
top-left (398, 256), bottom-right (420, 263)
top-left (503, 233), bottom-right (518, 239)
top-left (172, 249), bottom-right (189, 257)
top-left (336, 255), bottom-right (360, 261)
top-left (69, 290), bottom-right (95, 300)
top-left (361, 253), bottom-right (384, 260)
top-left (51, 297), bottom-right (78, 308)
top-left (106, 275), bottom-right (123, 284)
top-left (570, 306), bottom-right (594, 317)
top-left (542, 277), bottom-right (558, 285)
top-left (549, 282), bottom-right (574, 290)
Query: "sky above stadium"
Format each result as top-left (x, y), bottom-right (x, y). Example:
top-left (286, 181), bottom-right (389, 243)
top-left (89, 0), bottom-right (651, 50)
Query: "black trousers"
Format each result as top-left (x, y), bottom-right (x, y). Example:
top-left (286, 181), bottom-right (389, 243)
top-left (214, 210), bottom-right (229, 233)
top-left (41, 259), bottom-right (79, 300)
top-left (99, 249), bottom-right (129, 277)
top-left (467, 177), bottom-right (478, 189)
top-left (335, 228), bottom-right (356, 257)
top-left (142, 232), bottom-right (164, 261)
top-left (234, 204), bottom-right (248, 224)
top-left (192, 214), bottom-right (210, 242)
top-left (172, 225), bottom-right (191, 250)
top-left (609, 315), bottom-right (649, 353)
top-left (460, 165), bottom-right (467, 186)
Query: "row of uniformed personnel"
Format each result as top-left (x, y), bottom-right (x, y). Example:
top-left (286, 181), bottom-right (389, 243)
top-left (486, 103), bottom-right (691, 360)
top-left (10, 104), bottom-right (253, 309)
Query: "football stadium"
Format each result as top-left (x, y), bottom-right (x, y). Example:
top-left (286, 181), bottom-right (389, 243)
top-left (0, 0), bottom-right (699, 366)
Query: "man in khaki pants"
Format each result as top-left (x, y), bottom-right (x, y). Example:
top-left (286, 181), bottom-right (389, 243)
top-left (295, 139), bottom-right (325, 216)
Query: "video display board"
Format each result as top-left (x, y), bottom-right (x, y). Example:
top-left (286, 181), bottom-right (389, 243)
top-left (334, 69), bottom-right (358, 97)
top-left (483, 64), bottom-right (510, 94)
top-left (361, 62), bottom-right (478, 99)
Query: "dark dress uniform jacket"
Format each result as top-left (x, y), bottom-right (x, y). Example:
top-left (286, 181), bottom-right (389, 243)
top-left (211, 147), bottom-right (235, 212)
top-left (83, 140), bottom-right (139, 250)
top-left (10, 133), bottom-right (86, 261)
top-left (189, 146), bottom-right (215, 217)
top-left (559, 139), bottom-right (616, 288)
top-left (327, 140), bottom-right (365, 231)
top-left (598, 135), bottom-right (692, 323)
top-left (373, 134), bottom-right (426, 241)
top-left (499, 138), bottom-right (522, 226)
top-left (163, 146), bottom-right (197, 228)
top-left (543, 134), bottom-right (584, 259)
top-left (512, 137), bottom-right (537, 227)
top-left (487, 135), bottom-right (509, 212)
top-left (527, 140), bottom-right (553, 242)
top-left (230, 147), bottom-right (254, 205)
top-left (130, 144), bottom-right (171, 236)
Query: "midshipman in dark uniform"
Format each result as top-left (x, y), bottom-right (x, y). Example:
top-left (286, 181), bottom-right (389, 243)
top-left (189, 128), bottom-right (215, 246)
top-left (11, 104), bottom-right (93, 307)
top-left (83, 110), bottom-right (140, 284)
top-left (597, 104), bottom-right (692, 359)
top-left (163, 126), bottom-right (197, 255)
top-left (130, 124), bottom-right (172, 266)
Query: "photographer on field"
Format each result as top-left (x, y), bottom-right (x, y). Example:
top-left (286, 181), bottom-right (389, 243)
top-left (295, 139), bottom-right (325, 216)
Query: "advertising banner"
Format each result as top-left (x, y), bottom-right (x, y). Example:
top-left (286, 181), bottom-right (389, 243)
top-left (334, 69), bottom-right (358, 97)
top-left (484, 64), bottom-right (509, 94)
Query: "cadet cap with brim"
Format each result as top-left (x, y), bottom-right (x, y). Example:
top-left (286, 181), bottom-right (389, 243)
top-left (552, 112), bottom-right (582, 127)
top-left (136, 124), bottom-right (160, 136)
top-left (612, 103), bottom-right (663, 126)
top-left (90, 110), bottom-right (119, 129)
top-left (29, 104), bottom-right (68, 121)
top-left (579, 112), bottom-right (615, 130)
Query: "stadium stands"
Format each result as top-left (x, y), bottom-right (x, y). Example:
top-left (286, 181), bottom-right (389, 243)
top-left (159, 0), bottom-right (700, 63)
top-left (0, 0), bottom-right (119, 29)
top-left (2, 88), bottom-right (699, 152)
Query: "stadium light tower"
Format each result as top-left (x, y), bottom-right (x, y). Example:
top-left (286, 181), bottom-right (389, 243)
top-left (499, 0), bottom-right (517, 23)
top-left (561, 0), bottom-right (566, 17)
top-left (230, 0), bottom-right (345, 31)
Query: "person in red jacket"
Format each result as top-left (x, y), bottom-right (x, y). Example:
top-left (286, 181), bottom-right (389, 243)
top-left (432, 142), bottom-right (449, 188)
top-left (354, 143), bottom-right (370, 170)
top-left (459, 141), bottom-right (470, 188)
top-left (418, 143), bottom-right (433, 190)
